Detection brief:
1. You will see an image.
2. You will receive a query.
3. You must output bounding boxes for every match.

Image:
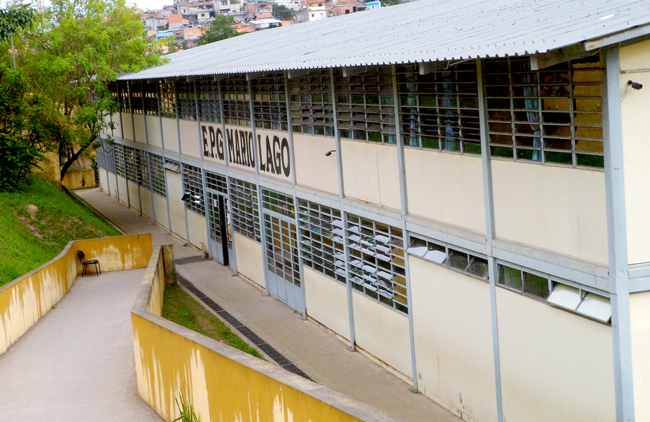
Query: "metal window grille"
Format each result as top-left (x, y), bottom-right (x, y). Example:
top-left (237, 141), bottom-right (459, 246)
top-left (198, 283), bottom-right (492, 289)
top-left (221, 76), bottom-right (251, 126)
top-left (159, 80), bottom-right (176, 118)
top-left (261, 188), bottom-right (295, 219)
top-left (345, 213), bottom-right (408, 314)
top-left (206, 171), bottom-right (228, 195)
top-left (118, 81), bottom-right (131, 113)
top-left (288, 70), bottom-right (334, 136)
top-left (252, 73), bottom-right (288, 131)
top-left (176, 79), bottom-right (196, 121)
top-left (406, 235), bottom-right (488, 280)
top-left (229, 177), bottom-right (260, 242)
top-left (137, 149), bottom-right (150, 190)
top-left (298, 199), bottom-right (345, 283)
top-left (485, 56), bottom-right (604, 168)
top-left (114, 144), bottom-right (125, 177)
top-left (124, 146), bottom-right (138, 183)
top-left (182, 163), bottom-right (204, 215)
top-left (207, 191), bottom-right (232, 248)
top-left (335, 67), bottom-right (396, 144)
top-left (150, 153), bottom-right (166, 197)
top-left (397, 62), bottom-right (481, 154)
top-left (143, 82), bottom-right (159, 116)
top-left (130, 81), bottom-right (144, 115)
top-left (95, 144), bottom-right (116, 174)
top-left (197, 78), bottom-right (221, 123)
top-left (265, 214), bottom-right (300, 287)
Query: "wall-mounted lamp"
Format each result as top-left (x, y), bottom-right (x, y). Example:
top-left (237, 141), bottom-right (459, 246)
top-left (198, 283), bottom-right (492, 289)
top-left (628, 80), bottom-right (643, 90)
top-left (325, 150), bottom-right (337, 157)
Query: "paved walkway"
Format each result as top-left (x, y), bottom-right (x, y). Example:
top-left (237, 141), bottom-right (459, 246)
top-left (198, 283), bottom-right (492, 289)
top-left (0, 269), bottom-right (162, 422)
top-left (77, 188), bottom-right (462, 422)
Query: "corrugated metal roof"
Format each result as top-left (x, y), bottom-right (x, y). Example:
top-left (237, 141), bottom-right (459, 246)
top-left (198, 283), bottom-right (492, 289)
top-left (121, 0), bottom-right (650, 80)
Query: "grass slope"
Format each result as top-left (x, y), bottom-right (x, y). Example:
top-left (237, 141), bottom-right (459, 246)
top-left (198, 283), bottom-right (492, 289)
top-left (0, 178), bottom-right (121, 286)
top-left (163, 284), bottom-right (263, 359)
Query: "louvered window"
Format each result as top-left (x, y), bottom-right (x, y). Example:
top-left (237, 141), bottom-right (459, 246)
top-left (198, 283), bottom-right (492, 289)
top-left (252, 74), bottom-right (287, 131)
top-left (288, 70), bottom-right (334, 136)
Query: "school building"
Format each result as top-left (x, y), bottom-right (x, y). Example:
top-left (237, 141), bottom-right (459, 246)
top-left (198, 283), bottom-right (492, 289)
top-left (95, 1), bottom-right (650, 420)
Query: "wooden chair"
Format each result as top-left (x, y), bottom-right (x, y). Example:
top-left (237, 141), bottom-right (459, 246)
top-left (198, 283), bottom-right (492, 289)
top-left (77, 251), bottom-right (101, 277)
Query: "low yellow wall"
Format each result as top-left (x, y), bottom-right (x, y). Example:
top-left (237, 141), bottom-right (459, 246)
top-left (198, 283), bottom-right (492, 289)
top-left (133, 245), bottom-right (397, 422)
top-left (62, 169), bottom-right (97, 190)
top-left (0, 233), bottom-right (153, 356)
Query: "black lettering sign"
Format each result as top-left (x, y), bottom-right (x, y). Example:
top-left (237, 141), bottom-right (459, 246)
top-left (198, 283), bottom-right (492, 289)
top-left (201, 125), bottom-right (225, 161)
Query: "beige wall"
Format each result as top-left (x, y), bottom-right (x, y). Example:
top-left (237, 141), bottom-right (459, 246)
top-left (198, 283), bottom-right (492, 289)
top-left (341, 141), bottom-right (401, 210)
top-left (62, 169), bottom-right (97, 190)
top-left (492, 160), bottom-right (608, 264)
top-left (162, 117), bottom-right (180, 154)
top-left (117, 175), bottom-right (128, 205)
top-left (405, 149), bottom-right (485, 233)
top-left (187, 210), bottom-right (208, 251)
top-left (630, 291), bottom-right (650, 421)
top-left (304, 268), bottom-right (350, 340)
top-left (141, 189), bottom-right (153, 220)
top-left (111, 113), bottom-right (122, 139)
top-left (409, 256), bottom-right (496, 421)
top-left (294, 133), bottom-right (339, 195)
top-left (620, 40), bottom-right (650, 264)
top-left (128, 180), bottom-right (141, 212)
top-left (166, 170), bottom-right (187, 240)
top-left (146, 116), bottom-right (163, 150)
top-left (352, 292), bottom-right (412, 378)
top-left (233, 232), bottom-right (265, 288)
top-left (134, 115), bottom-right (147, 144)
top-left (153, 193), bottom-right (169, 230)
top-left (121, 112), bottom-right (134, 141)
top-left (99, 169), bottom-right (108, 194)
top-left (108, 171), bottom-right (118, 198)
top-left (497, 288), bottom-right (615, 422)
top-left (256, 128), bottom-right (293, 182)
top-left (179, 119), bottom-right (201, 159)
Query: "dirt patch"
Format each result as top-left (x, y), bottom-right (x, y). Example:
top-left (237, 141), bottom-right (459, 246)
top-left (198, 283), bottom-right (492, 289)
top-left (14, 206), bottom-right (43, 239)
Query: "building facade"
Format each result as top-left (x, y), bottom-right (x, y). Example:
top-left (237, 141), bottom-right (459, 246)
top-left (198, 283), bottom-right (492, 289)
top-left (96, 2), bottom-right (650, 421)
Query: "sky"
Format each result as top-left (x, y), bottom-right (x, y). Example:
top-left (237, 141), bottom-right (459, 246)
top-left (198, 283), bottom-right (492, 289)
top-left (2, 0), bottom-right (173, 13)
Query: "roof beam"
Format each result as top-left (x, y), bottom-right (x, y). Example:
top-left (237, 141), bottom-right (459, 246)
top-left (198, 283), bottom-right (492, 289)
top-left (530, 45), bottom-right (593, 70)
top-left (584, 23), bottom-right (650, 51)
top-left (287, 69), bottom-right (310, 79)
top-left (419, 61), bottom-right (447, 75)
top-left (246, 71), bottom-right (266, 81)
top-left (213, 74), bottom-right (229, 81)
top-left (342, 66), bottom-right (367, 77)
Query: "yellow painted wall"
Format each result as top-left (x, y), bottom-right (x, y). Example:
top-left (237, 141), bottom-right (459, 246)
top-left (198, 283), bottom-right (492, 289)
top-left (180, 120), bottom-right (201, 159)
top-left (620, 40), bottom-right (650, 264)
top-left (630, 291), bottom-right (650, 421)
top-left (0, 234), bottom-right (152, 356)
top-left (134, 115), bottom-right (147, 144)
top-left (33, 152), bottom-right (61, 183)
top-left (497, 288), bottom-right (615, 422)
top-left (233, 232), bottom-right (265, 289)
top-left (162, 117), bottom-right (180, 154)
top-left (293, 134), bottom-right (339, 195)
top-left (146, 116), bottom-right (163, 149)
top-left (187, 210), bottom-right (208, 251)
top-left (492, 160), bottom-right (608, 264)
top-left (352, 292), bottom-right (412, 378)
top-left (122, 112), bottom-right (134, 141)
top-left (154, 193), bottom-right (170, 230)
top-left (405, 149), bottom-right (485, 233)
top-left (62, 169), bottom-right (97, 190)
top-left (341, 141), bottom-right (401, 210)
top-left (128, 180), bottom-right (141, 212)
top-left (117, 175), bottom-right (128, 205)
top-left (166, 170), bottom-right (187, 240)
top-left (304, 268), bottom-right (350, 340)
top-left (141, 189), bottom-right (153, 220)
top-left (409, 256), bottom-right (496, 422)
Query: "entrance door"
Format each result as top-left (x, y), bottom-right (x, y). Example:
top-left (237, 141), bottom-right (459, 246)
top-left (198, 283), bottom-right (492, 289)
top-left (264, 213), bottom-right (304, 313)
top-left (207, 191), bottom-right (232, 266)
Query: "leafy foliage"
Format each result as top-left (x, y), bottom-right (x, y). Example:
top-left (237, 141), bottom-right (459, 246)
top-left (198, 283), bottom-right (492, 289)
top-left (197, 15), bottom-right (240, 46)
top-left (0, 6), bottom-right (35, 41)
top-left (272, 4), bottom-right (295, 21)
top-left (173, 392), bottom-right (200, 422)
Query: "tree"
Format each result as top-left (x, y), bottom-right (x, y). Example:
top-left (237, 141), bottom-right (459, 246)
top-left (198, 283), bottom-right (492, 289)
top-left (197, 15), bottom-right (240, 46)
top-left (272, 4), bottom-right (295, 21)
top-left (12, 0), bottom-right (164, 181)
top-left (0, 5), bottom-right (35, 41)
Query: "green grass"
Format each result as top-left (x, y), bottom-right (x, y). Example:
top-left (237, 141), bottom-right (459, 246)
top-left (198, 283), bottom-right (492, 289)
top-left (0, 178), bottom-right (121, 286)
top-left (162, 284), bottom-right (263, 359)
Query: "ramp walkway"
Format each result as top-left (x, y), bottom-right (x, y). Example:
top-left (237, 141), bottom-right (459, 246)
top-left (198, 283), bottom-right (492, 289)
top-left (0, 268), bottom-right (162, 421)
top-left (77, 188), bottom-right (461, 422)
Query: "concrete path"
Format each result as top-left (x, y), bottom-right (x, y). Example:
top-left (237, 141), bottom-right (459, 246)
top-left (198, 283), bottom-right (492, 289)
top-left (0, 269), bottom-right (162, 422)
top-left (77, 188), bottom-right (462, 422)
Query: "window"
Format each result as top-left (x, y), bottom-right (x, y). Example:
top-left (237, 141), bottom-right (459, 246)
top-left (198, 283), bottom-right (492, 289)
top-left (222, 76), bottom-right (251, 126)
top-left (397, 62), bottom-right (481, 154)
top-left (196, 78), bottom-right (221, 123)
top-left (485, 56), bottom-right (604, 168)
top-left (143, 82), bottom-right (159, 116)
top-left (182, 163), bottom-right (204, 215)
top-left (136, 149), bottom-right (150, 190)
top-left (123, 146), bottom-right (138, 183)
top-left (288, 70), bottom-right (334, 136)
top-left (150, 153), bottom-right (166, 197)
top-left (117, 81), bottom-right (131, 113)
top-left (130, 81), bottom-right (144, 115)
top-left (95, 144), bottom-right (116, 174)
top-left (406, 235), bottom-right (489, 280)
top-left (261, 188), bottom-right (294, 218)
top-left (252, 74), bottom-right (288, 131)
top-left (335, 67), bottom-right (395, 143)
top-left (298, 199), bottom-right (345, 283)
top-left (176, 79), bottom-right (196, 120)
top-left (205, 171), bottom-right (228, 195)
top-left (159, 80), bottom-right (176, 118)
top-left (229, 177), bottom-right (260, 242)
top-left (346, 213), bottom-right (407, 314)
top-left (114, 144), bottom-right (125, 177)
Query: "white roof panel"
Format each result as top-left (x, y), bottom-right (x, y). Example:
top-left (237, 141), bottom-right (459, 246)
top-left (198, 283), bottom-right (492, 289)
top-left (121, 0), bottom-right (650, 80)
